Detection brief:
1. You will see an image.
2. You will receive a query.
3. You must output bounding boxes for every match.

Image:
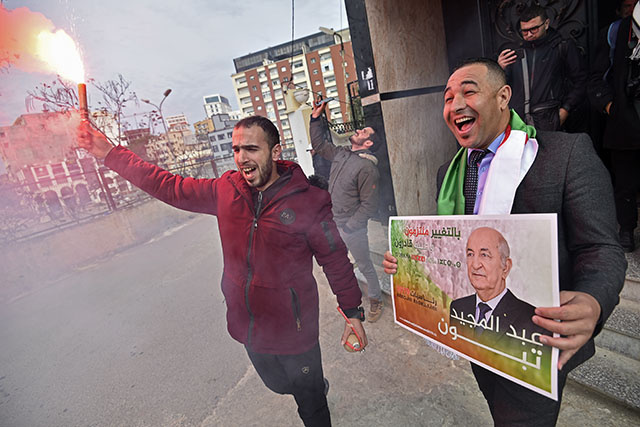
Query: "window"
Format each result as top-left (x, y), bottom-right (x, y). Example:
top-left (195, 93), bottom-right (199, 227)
top-left (281, 66), bottom-right (287, 72)
top-left (292, 60), bottom-right (303, 69)
top-left (313, 69), bottom-right (318, 75)
top-left (255, 96), bottom-right (260, 101)
top-left (221, 142), bottom-right (232, 152)
top-left (217, 134), bottom-right (225, 141)
top-left (250, 75), bottom-right (255, 80)
top-left (227, 132), bottom-right (233, 138)
top-left (310, 57), bottom-right (317, 64)
top-left (315, 80), bottom-right (321, 86)
top-left (257, 106), bottom-right (263, 111)
top-left (252, 85), bottom-right (257, 91)
top-left (324, 64), bottom-right (332, 72)
top-left (212, 145), bottom-right (219, 152)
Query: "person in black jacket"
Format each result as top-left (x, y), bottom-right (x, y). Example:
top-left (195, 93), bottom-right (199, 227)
top-left (589, 2), bottom-right (640, 252)
top-left (497, 4), bottom-right (587, 131)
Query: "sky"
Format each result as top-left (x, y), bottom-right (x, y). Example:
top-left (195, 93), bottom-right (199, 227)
top-left (0, 0), bottom-right (348, 127)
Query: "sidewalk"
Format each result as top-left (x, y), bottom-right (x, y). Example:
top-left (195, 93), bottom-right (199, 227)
top-left (202, 225), bottom-right (640, 426)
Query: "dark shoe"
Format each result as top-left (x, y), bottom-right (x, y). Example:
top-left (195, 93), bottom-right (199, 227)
top-left (368, 298), bottom-right (383, 323)
top-left (619, 230), bottom-right (635, 253)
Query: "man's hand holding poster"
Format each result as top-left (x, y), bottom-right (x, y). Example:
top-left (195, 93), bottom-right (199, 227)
top-left (389, 214), bottom-right (559, 399)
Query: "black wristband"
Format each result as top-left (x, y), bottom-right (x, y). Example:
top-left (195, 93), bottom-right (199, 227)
top-left (342, 306), bottom-right (365, 322)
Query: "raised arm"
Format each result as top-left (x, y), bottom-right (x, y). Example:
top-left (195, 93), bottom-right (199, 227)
top-left (309, 100), bottom-right (340, 161)
top-left (77, 118), bottom-right (219, 215)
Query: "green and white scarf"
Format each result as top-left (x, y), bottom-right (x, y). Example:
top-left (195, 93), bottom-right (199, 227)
top-left (437, 110), bottom-right (538, 215)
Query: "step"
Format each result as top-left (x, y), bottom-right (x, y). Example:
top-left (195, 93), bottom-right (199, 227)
top-left (597, 298), bottom-right (640, 361)
top-left (622, 278), bottom-right (640, 303)
top-left (568, 346), bottom-right (640, 411)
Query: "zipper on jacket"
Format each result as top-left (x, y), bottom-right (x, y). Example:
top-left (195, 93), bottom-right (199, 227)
top-left (244, 191), bottom-right (263, 349)
top-left (289, 288), bottom-right (302, 332)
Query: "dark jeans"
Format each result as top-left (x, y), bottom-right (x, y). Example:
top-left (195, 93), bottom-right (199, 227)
top-left (471, 363), bottom-right (569, 426)
top-left (246, 343), bottom-right (330, 427)
top-left (611, 150), bottom-right (640, 231)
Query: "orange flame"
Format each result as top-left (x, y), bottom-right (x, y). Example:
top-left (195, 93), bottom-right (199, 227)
top-left (35, 29), bottom-right (85, 84)
top-left (1, 5), bottom-right (85, 83)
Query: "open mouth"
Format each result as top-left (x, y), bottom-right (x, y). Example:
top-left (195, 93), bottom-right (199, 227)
top-left (242, 167), bottom-right (256, 178)
top-left (455, 116), bottom-right (475, 132)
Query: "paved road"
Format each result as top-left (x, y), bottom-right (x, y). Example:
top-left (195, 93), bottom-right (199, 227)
top-left (1, 215), bottom-right (638, 427)
top-left (0, 216), bottom-right (249, 427)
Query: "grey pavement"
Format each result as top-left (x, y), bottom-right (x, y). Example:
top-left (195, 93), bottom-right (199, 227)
top-left (205, 271), bottom-right (640, 427)
top-left (1, 214), bottom-right (639, 426)
top-left (205, 219), bottom-right (640, 426)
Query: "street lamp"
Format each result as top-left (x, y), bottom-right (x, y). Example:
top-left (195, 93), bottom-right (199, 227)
top-left (142, 89), bottom-right (173, 163)
top-left (319, 27), bottom-right (350, 122)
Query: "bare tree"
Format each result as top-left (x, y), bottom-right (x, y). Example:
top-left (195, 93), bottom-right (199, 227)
top-left (91, 74), bottom-right (138, 144)
top-left (26, 74), bottom-right (139, 146)
top-left (26, 77), bottom-right (79, 112)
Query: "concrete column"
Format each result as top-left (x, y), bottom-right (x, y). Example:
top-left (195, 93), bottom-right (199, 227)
top-left (360, 0), bottom-right (458, 215)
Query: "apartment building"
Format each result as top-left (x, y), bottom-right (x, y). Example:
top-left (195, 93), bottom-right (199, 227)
top-left (203, 94), bottom-right (232, 118)
top-left (231, 29), bottom-right (356, 160)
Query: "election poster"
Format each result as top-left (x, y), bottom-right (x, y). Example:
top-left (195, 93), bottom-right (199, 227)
top-left (389, 214), bottom-right (560, 400)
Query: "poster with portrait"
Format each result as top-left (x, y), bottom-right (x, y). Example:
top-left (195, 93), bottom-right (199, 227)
top-left (389, 214), bottom-right (559, 400)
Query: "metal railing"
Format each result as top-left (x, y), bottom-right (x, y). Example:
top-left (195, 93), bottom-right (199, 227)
top-left (0, 158), bottom-right (224, 244)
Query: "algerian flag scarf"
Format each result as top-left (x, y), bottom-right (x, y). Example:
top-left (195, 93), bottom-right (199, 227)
top-left (437, 110), bottom-right (538, 215)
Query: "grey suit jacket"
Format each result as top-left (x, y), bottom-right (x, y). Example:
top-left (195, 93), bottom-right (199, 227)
top-left (437, 131), bottom-right (627, 370)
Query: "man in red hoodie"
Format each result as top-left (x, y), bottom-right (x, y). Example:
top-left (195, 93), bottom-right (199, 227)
top-left (79, 115), bottom-right (367, 427)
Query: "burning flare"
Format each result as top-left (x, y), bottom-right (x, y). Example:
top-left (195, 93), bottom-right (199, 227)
top-left (36, 29), bottom-right (85, 84)
top-left (1, 5), bottom-right (85, 83)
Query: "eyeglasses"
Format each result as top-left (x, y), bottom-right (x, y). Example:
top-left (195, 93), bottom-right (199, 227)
top-left (520, 22), bottom-right (546, 35)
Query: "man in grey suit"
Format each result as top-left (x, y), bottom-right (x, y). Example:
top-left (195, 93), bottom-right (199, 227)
top-left (384, 58), bottom-right (626, 425)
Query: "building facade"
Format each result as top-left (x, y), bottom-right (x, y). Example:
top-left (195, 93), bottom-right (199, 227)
top-left (231, 29), bottom-right (356, 160)
top-left (203, 94), bottom-right (232, 118)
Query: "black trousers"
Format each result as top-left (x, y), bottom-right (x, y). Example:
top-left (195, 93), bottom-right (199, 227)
top-left (471, 363), bottom-right (569, 426)
top-left (246, 343), bottom-right (330, 427)
top-left (611, 150), bottom-right (640, 231)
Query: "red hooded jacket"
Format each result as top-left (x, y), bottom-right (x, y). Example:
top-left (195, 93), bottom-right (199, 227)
top-left (105, 146), bottom-right (362, 354)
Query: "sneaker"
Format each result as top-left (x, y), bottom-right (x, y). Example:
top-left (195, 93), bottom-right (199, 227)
top-left (368, 298), bottom-right (383, 323)
top-left (620, 229), bottom-right (636, 253)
